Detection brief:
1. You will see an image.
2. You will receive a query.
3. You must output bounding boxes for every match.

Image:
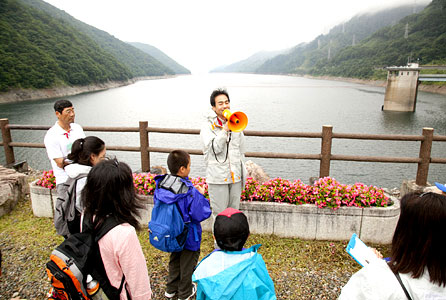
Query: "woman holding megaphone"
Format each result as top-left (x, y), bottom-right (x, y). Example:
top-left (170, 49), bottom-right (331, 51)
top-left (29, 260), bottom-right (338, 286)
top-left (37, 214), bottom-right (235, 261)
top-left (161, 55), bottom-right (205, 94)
top-left (200, 88), bottom-right (248, 230)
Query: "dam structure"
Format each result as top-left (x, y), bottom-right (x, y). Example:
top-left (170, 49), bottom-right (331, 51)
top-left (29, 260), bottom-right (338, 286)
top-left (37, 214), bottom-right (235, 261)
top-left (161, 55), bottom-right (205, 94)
top-left (383, 63), bottom-right (446, 112)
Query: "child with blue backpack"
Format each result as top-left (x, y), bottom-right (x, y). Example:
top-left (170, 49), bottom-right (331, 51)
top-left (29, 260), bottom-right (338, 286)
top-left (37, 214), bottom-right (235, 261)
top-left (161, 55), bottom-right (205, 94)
top-left (152, 150), bottom-right (211, 300)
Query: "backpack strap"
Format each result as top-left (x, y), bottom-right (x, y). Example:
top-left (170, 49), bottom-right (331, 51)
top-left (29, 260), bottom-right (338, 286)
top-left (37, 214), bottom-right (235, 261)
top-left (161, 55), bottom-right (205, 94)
top-left (393, 272), bottom-right (413, 300)
top-left (85, 215), bottom-right (130, 299)
top-left (94, 215), bottom-right (122, 242)
top-left (159, 175), bottom-right (189, 194)
top-left (388, 264), bottom-right (413, 300)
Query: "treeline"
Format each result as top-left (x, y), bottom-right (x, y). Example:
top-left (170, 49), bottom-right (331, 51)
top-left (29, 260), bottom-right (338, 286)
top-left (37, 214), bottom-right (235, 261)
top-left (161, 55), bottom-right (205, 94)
top-left (0, 0), bottom-right (190, 92)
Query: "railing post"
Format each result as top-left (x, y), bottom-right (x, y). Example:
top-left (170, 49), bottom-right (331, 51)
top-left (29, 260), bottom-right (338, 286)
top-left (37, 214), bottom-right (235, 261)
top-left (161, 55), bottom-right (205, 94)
top-left (319, 125), bottom-right (333, 178)
top-left (0, 118), bottom-right (15, 165)
top-left (416, 127), bottom-right (433, 186)
top-left (139, 121), bottom-right (150, 172)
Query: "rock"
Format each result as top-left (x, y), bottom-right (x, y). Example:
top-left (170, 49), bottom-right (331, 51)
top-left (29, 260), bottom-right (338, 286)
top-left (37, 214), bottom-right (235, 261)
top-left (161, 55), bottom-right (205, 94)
top-left (245, 160), bottom-right (270, 183)
top-left (423, 185), bottom-right (443, 194)
top-left (150, 165), bottom-right (167, 175)
top-left (309, 177), bottom-right (319, 185)
top-left (382, 187), bottom-right (401, 199)
top-left (0, 165), bottom-right (27, 217)
top-left (400, 179), bottom-right (441, 197)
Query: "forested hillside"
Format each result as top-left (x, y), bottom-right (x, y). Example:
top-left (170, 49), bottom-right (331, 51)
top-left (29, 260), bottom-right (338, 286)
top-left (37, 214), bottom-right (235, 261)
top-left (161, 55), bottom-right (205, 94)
top-left (19, 0), bottom-right (176, 78)
top-left (0, 0), bottom-right (186, 92)
top-left (211, 49), bottom-right (289, 73)
top-left (258, 3), bottom-right (429, 75)
top-left (128, 42), bottom-right (190, 75)
top-left (0, 0), bottom-right (131, 91)
top-left (310, 0), bottom-right (446, 78)
top-left (215, 2), bottom-right (433, 78)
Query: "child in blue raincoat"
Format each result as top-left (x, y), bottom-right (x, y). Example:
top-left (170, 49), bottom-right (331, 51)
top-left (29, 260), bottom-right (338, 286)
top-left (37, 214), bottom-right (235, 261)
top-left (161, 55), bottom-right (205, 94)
top-left (192, 207), bottom-right (276, 300)
top-left (155, 150), bottom-right (211, 300)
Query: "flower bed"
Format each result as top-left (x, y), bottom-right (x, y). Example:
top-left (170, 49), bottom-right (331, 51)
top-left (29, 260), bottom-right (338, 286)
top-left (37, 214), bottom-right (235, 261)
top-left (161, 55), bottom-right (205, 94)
top-left (32, 171), bottom-right (398, 243)
top-left (241, 176), bottom-right (390, 210)
top-left (36, 171), bottom-right (391, 210)
top-left (35, 170), bottom-right (56, 189)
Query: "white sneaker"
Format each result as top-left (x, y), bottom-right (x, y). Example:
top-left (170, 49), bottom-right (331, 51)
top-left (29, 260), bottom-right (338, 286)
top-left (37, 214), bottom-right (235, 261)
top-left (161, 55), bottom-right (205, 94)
top-left (178, 282), bottom-right (197, 300)
top-left (164, 291), bottom-right (176, 298)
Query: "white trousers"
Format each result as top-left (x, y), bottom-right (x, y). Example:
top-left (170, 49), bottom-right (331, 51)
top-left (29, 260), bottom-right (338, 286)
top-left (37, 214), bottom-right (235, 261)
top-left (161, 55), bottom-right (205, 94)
top-left (208, 182), bottom-right (243, 221)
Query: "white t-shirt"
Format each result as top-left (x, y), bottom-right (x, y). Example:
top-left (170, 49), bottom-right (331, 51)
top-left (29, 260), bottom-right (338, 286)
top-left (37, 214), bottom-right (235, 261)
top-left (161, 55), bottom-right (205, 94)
top-left (338, 259), bottom-right (446, 299)
top-left (44, 122), bottom-right (85, 185)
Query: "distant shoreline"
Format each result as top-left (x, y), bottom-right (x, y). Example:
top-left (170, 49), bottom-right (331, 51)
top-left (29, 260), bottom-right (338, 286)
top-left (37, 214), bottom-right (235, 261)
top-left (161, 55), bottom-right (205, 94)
top-left (0, 75), bottom-right (179, 104)
top-left (1, 73), bottom-right (444, 104)
top-left (302, 74), bottom-right (446, 95)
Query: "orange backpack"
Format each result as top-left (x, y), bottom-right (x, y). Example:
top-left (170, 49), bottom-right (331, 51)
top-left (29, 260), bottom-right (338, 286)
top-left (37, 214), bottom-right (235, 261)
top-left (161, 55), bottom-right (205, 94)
top-left (46, 216), bottom-right (126, 300)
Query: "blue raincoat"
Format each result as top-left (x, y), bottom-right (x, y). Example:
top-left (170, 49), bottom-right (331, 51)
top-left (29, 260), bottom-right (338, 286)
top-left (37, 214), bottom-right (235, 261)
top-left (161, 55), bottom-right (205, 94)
top-left (153, 174), bottom-right (211, 251)
top-left (192, 244), bottom-right (277, 300)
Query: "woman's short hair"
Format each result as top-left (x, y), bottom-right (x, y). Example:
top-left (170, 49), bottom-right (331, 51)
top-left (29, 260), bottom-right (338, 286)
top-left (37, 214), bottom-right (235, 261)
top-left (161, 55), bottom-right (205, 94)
top-left (81, 158), bottom-right (144, 229)
top-left (68, 136), bottom-right (105, 166)
top-left (390, 192), bottom-right (446, 286)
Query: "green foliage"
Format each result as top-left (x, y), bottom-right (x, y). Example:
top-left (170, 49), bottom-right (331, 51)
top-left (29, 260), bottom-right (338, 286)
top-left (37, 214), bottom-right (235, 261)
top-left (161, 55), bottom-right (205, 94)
top-left (0, 0), bottom-right (133, 91)
top-left (254, 3), bottom-right (429, 75)
top-left (229, 1), bottom-right (445, 81)
top-left (21, 0), bottom-right (175, 77)
top-left (0, 0), bottom-right (178, 92)
top-left (308, 0), bottom-right (446, 79)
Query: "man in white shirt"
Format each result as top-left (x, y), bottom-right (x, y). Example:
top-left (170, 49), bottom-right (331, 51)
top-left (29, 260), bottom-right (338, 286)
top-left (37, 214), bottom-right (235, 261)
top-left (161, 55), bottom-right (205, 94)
top-left (44, 99), bottom-right (85, 192)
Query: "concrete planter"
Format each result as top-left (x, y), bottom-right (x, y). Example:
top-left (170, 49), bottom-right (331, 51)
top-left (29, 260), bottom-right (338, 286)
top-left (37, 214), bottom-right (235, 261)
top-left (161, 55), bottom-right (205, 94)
top-left (238, 200), bottom-right (400, 244)
top-left (28, 191), bottom-right (399, 244)
top-left (137, 195), bottom-right (400, 244)
top-left (29, 179), bottom-right (55, 218)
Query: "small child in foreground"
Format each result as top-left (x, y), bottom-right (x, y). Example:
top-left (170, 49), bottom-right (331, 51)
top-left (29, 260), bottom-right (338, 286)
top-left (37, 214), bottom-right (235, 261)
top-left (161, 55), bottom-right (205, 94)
top-left (155, 150), bottom-right (211, 300)
top-left (192, 208), bottom-right (277, 300)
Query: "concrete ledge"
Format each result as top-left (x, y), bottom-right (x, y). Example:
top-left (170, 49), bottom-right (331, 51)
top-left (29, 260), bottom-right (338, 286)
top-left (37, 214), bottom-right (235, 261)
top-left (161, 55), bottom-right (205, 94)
top-left (136, 195), bottom-right (400, 244)
top-left (29, 191), bottom-right (400, 244)
top-left (29, 179), bottom-right (55, 218)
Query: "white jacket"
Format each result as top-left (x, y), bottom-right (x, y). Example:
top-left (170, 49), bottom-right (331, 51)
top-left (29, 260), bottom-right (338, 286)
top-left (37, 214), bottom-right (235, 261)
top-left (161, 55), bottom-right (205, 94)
top-left (64, 163), bottom-right (91, 211)
top-left (338, 259), bottom-right (446, 299)
top-left (200, 110), bottom-right (247, 185)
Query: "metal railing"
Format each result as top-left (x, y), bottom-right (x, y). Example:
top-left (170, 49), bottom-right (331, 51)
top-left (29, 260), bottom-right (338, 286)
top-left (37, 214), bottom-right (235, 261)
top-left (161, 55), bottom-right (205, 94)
top-left (1, 118), bottom-right (446, 186)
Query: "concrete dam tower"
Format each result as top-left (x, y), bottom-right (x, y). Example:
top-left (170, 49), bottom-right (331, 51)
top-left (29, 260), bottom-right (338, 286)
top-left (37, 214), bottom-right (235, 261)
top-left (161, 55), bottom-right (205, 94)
top-left (383, 64), bottom-right (420, 112)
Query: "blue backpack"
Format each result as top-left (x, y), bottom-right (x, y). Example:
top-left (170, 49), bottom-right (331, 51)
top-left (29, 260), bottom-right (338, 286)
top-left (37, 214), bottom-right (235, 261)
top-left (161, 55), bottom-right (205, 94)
top-left (148, 176), bottom-right (189, 252)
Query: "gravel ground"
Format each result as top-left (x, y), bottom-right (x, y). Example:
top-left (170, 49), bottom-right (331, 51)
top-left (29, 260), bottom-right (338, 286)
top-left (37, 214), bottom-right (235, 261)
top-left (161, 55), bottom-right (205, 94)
top-left (0, 192), bottom-right (391, 300)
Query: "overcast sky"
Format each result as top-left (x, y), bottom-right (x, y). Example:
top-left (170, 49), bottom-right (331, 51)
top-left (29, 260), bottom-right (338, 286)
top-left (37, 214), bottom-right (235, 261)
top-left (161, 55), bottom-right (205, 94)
top-left (43, 0), bottom-right (429, 74)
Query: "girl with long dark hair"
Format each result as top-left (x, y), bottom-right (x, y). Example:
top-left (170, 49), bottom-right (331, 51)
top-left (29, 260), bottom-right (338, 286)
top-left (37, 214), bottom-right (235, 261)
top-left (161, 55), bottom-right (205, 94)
top-left (82, 158), bottom-right (152, 299)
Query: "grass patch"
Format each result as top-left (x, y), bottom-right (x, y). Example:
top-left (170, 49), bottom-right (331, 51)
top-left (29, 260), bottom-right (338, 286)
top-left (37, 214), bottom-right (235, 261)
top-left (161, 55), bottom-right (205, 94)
top-left (0, 196), bottom-right (391, 299)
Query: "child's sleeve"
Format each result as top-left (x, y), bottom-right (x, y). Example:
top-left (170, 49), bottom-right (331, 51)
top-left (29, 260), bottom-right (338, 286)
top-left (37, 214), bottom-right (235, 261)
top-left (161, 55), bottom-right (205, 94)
top-left (188, 188), bottom-right (212, 222)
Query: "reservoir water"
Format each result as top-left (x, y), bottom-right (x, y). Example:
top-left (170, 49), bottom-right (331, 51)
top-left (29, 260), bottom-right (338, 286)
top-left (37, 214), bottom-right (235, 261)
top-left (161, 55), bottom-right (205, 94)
top-left (1, 73), bottom-right (445, 189)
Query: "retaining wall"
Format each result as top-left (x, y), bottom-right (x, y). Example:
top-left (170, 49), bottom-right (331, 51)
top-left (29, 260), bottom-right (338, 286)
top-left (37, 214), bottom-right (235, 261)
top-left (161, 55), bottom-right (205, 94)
top-left (30, 180), bottom-right (400, 244)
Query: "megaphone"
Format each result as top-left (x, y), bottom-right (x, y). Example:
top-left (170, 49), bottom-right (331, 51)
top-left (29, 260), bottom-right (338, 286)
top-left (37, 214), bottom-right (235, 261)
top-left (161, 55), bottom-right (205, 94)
top-left (222, 109), bottom-right (248, 132)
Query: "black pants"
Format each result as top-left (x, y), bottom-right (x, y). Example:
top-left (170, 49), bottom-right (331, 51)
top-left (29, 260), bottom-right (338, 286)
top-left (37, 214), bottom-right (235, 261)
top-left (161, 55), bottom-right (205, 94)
top-left (166, 249), bottom-right (200, 299)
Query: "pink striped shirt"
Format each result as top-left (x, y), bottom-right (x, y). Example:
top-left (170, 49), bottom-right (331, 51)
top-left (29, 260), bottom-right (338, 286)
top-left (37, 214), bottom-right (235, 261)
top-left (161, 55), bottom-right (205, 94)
top-left (98, 223), bottom-right (152, 300)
